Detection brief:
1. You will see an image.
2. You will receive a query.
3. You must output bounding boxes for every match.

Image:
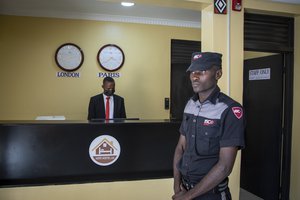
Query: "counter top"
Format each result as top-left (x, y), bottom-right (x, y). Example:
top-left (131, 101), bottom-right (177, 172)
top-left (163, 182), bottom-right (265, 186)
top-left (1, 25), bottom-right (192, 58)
top-left (0, 119), bottom-right (181, 125)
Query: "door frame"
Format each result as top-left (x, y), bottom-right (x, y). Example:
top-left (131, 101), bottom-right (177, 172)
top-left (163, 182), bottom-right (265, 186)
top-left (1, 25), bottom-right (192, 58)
top-left (244, 13), bottom-right (294, 200)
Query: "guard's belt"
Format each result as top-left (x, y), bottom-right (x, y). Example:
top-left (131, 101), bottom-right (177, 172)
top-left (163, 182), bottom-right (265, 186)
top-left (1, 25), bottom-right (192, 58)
top-left (181, 177), bottom-right (229, 194)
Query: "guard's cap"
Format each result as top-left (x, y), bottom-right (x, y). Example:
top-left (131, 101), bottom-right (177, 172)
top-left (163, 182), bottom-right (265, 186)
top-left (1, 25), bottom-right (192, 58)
top-left (186, 52), bottom-right (222, 72)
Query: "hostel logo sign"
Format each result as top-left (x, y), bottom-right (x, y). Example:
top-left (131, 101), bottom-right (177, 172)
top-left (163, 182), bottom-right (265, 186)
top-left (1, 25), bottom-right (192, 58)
top-left (89, 135), bottom-right (121, 166)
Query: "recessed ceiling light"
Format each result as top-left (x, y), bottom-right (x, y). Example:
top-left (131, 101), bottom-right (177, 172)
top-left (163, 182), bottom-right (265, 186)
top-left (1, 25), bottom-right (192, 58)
top-left (121, 2), bottom-right (135, 7)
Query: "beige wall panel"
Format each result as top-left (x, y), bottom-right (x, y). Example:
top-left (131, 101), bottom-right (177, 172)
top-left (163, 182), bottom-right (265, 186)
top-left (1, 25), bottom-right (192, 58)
top-left (0, 15), bottom-right (201, 120)
top-left (0, 15), bottom-right (202, 200)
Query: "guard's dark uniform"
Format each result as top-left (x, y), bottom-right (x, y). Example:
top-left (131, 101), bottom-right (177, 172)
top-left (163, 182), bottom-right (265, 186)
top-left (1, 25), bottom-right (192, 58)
top-left (177, 86), bottom-right (245, 200)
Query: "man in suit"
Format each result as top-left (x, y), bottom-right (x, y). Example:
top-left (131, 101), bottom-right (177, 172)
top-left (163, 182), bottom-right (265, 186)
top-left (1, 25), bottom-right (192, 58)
top-left (88, 77), bottom-right (126, 120)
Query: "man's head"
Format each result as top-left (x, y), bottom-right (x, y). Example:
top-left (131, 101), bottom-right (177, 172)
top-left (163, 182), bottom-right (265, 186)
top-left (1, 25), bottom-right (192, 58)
top-left (187, 52), bottom-right (223, 94)
top-left (102, 77), bottom-right (115, 96)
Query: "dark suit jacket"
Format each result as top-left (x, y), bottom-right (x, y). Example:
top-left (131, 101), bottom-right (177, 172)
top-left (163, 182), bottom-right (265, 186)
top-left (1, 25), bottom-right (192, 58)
top-left (88, 93), bottom-right (126, 120)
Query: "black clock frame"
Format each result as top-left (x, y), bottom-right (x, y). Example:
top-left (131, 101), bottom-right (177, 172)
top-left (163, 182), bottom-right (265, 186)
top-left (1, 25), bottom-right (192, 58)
top-left (55, 43), bottom-right (84, 72)
top-left (97, 44), bottom-right (125, 72)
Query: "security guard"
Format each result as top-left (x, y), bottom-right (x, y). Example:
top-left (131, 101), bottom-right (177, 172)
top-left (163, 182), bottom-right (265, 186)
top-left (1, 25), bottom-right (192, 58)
top-left (172, 52), bottom-right (245, 200)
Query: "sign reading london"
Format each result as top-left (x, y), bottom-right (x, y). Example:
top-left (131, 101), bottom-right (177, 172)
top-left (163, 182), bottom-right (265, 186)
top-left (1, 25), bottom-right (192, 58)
top-left (89, 135), bottom-right (121, 166)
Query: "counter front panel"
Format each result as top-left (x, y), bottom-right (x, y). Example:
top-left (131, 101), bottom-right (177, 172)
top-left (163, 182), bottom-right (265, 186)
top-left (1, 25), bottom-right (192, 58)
top-left (0, 120), bottom-right (180, 187)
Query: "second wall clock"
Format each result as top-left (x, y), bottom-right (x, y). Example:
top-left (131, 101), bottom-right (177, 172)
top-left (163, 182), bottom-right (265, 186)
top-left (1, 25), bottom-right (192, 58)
top-left (97, 44), bottom-right (125, 71)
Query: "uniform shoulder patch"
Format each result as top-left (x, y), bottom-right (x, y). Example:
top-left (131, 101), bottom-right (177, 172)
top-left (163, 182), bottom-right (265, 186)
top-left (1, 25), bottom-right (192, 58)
top-left (232, 107), bottom-right (243, 119)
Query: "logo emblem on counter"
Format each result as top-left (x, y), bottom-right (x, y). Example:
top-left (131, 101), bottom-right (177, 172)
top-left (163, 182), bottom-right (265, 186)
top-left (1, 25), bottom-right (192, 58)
top-left (89, 135), bottom-right (121, 166)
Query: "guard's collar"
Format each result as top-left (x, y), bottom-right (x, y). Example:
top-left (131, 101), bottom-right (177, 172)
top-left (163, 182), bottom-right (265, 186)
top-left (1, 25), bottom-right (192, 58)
top-left (191, 86), bottom-right (220, 104)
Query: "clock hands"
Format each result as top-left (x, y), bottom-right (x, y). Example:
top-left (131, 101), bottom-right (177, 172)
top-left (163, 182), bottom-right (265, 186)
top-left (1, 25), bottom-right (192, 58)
top-left (103, 57), bottom-right (113, 64)
top-left (98, 44), bottom-right (124, 71)
top-left (56, 43), bottom-right (83, 71)
top-left (102, 56), bottom-right (121, 64)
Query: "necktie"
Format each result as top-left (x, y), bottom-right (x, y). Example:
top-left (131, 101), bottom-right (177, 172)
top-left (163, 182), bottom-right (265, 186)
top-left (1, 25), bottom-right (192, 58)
top-left (105, 96), bottom-right (110, 120)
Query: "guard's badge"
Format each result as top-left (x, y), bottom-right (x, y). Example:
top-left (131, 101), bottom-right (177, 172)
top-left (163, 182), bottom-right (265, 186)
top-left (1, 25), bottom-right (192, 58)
top-left (232, 107), bottom-right (243, 119)
top-left (203, 119), bottom-right (215, 126)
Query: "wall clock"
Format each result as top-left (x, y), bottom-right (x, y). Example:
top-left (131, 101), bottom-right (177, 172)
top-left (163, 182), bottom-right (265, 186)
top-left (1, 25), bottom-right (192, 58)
top-left (97, 44), bottom-right (125, 71)
top-left (55, 43), bottom-right (84, 71)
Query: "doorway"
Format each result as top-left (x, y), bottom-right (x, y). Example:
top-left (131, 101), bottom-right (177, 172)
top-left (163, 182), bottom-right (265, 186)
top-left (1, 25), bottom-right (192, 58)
top-left (170, 39), bottom-right (200, 120)
top-left (240, 13), bottom-right (294, 200)
top-left (241, 53), bottom-right (283, 200)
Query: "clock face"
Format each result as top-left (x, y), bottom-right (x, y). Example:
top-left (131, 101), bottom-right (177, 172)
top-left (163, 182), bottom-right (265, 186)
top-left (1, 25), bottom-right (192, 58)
top-left (55, 43), bottom-right (84, 71)
top-left (97, 44), bottom-right (125, 71)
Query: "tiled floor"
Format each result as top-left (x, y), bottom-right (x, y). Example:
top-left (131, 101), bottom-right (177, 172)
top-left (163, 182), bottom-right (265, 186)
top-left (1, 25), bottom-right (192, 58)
top-left (239, 188), bottom-right (264, 200)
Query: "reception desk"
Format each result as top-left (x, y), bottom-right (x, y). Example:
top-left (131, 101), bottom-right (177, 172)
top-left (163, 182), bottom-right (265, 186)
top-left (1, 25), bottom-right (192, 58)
top-left (0, 120), bottom-right (181, 187)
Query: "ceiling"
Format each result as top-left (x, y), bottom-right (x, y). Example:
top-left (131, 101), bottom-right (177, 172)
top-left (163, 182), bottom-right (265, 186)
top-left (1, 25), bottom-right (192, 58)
top-left (0, 0), bottom-right (299, 28)
top-left (0, 0), bottom-right (203, 28)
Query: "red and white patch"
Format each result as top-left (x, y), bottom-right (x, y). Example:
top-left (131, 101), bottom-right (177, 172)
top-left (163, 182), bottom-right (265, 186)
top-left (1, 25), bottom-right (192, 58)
top-left (203, 119), bottom-right (215, 126)
top-left (193, 54), bottom-right (202, 60)
top-left (232, 107), bottom-right (243, 119)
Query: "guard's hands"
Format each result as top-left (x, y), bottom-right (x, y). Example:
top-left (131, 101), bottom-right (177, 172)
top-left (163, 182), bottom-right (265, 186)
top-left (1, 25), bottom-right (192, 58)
top-left (172, 190), bottom-right (188, 200)
top-left (173, 184), bottom-right (181, 195)
top-left (172, 186), bottom-right (189, 200)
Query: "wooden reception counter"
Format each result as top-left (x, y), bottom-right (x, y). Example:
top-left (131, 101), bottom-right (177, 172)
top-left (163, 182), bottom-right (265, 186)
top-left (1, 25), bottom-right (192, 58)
top-left (0, 120), bottom-right (181, 187)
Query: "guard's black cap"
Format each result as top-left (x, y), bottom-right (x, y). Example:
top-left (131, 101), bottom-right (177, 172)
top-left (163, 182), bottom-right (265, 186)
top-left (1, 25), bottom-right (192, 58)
top-left (186, 52), bottom-right (222, 72)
